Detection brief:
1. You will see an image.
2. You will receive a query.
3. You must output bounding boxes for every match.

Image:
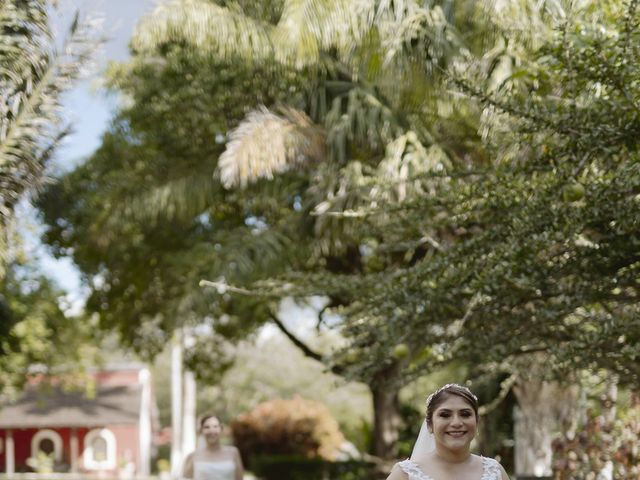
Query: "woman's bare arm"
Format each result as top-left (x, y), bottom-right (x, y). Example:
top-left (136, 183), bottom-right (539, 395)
top-left (182, 453), bottom-right (194, 479)
top-left (232, 447), bottom-right (244, 480)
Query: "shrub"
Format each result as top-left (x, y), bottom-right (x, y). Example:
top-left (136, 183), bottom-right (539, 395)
top-left (231, 395), bottom-right (345, 464)
top-left (249, 455), bottom-right (377, 480)
top-left (553, 392), bottom-right (640, 479)
top-left (26, 451), bottom-right (54, 474)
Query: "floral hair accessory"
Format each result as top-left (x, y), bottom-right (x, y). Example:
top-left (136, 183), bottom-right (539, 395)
top-left (425, 383), bottom-right (478, 410)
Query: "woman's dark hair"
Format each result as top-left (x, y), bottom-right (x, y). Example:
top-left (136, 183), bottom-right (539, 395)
top-left (425, 384), bottom-right (479, 428)
top-left (199, 414), bottom-right (222, 430)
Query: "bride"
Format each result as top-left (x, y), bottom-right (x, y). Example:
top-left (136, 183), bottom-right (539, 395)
top-left (387, 384), bottom-right (510, 480)
top-left (183, 414), bottom-right (244, 480)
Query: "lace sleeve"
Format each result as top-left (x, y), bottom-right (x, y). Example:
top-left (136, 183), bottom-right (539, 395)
top-left (397, 460), bottom-right (431, 480)
top-left (481, 457), bottom-right (503, 480)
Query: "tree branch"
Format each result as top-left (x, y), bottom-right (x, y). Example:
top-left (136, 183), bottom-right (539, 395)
top-left (267, 309), bottom-right (345, 375)
top-left (267, 310), bottom-right (323, 361)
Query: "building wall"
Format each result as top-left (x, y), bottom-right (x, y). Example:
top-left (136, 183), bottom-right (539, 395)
top-left (58, 427), bottom-right (90, 468)
top-left (0, 425), bottom-right (139, 474)
top-left (101, 424), bottom-right (140, 473)
top-left (2, 428), bottom-right (39, 472)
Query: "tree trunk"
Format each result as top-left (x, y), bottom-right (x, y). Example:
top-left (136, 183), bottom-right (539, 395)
top-left (513, 377), bottom-right (579, 478)
top-left (371, 367), bottom-right (402, 460)
top-left (269, 306), bottom-right (405, 461)
top-left (600, 375), bottom-right (618, 425)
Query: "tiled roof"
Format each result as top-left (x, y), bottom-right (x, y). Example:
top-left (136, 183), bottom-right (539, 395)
top-left (0, 383), bottom-right (142, 428)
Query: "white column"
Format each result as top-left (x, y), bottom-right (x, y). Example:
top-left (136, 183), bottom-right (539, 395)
top-left (182, 369), bottom-right (197, 458)
top-left (170, 330), bottom-right (183, 479)
top-left (6, 429), bottom-right (14, 475)
top-left (70, 429), bottom-right (79, 472)
top-left (139, 368), bottom-right (152, 476)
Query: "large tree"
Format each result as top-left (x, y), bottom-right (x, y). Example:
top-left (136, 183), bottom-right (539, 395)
top-left (140, 0), bottom-right (640, 468)
top-left (184, 0), bottom-right (640, 384)
top-left (330, 0), bottom-right (640, 380)
top-left (39, 0), bottom-right (640, 466)
top-left (39, 0), bottom-right (488, 459)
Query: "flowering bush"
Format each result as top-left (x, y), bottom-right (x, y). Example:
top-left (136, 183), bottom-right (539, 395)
top-left (553, 393), bottom-right (640, 479)
top-left (230, 395), bottom-right (345, 463)
top-left (26, 451), bottom-right (55, 474)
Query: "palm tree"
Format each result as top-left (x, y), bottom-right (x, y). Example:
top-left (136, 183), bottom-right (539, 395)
top-left (0, 0), bottom-right (96, 276)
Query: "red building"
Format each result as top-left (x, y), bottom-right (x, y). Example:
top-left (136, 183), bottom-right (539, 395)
top-left (0, 365), bottom-right (158, 476)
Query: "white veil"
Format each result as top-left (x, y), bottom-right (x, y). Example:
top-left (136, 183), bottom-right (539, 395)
top-left (410, 420), bottom-right (435, 460)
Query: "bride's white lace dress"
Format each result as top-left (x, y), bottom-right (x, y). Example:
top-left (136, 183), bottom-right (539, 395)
top-left (193, 460), bottom-right (236, 480)
top-left (397, 457), bottom-right (502, 480)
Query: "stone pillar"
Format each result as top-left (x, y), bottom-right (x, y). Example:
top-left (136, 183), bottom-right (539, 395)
top-left (182, 369), bottom-right (197, 459)
top-left (171, 331), bottom-right (183, 479)
top-left (6, 429), bottom-right (14, 475)
top-left (139, 368), bottom-right (152, 476)
top-left (70, 428), bottom-right (79, 472)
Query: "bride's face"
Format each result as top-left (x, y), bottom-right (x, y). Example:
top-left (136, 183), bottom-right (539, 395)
top-left (430, 394), bottom-right (477, 452)
top-left (201, 417), bottom-right (222, 445)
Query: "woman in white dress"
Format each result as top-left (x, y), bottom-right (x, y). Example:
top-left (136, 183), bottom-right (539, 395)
top-left (183, 414), bottom-right (244, 480)
top-left (387, 384), bottom-right (510, 480)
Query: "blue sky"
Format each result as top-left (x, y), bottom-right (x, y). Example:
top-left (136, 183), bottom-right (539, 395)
top-left (35, 0), bottom-right (158, 312)
top-left (54, 0), bottom-right (158, 165)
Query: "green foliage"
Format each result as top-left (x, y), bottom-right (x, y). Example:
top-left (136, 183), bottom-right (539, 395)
top-left (36, 0), bottom-right (640, 460)
top-left (231, 396), bottom-right (345, 463)
top-left (38, 40), bottom-right (309, 363)
top-left (154, 448), bottom-right (171, 474)
top-left (185, 333), bottom-right (372, 448)
top-left (39, 0), bottom-right (486, 384)
top-left (395, 402), bottom-right (422, 459)
top-left (287, 0), bottom-right (640, 385)
top-left (0, 293), bottom-right (13, 347)
top-left (0, 263), bottom-right (99, 399)
top-left (553, 392), bottom-right (640, 479)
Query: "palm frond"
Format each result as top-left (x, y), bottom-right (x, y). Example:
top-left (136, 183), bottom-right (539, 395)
top-left (122, 170), bottom-right (224, 223)
top-left (218, 106), bottom-right (325, 189)
top-left (131, 0), bottom-right (460, 72)
top-left (0, 2), bottom-right (98, 220)
top-left (132, 0), bottom-right (276, 62)
top-left (273, 0), bottom-right (371, 65)
top-left (323, 85), bottom-right (405, 161)
top-left (274, 0), bottom-right (458, 68)
top-left (193, 224), bottom-right (297, 283)
top-left (373, 131), bottom-right (451, 202)
top-left (307, 161), bottom-right (374, 255)
top-left (375, 1), bottom-right (457, 68)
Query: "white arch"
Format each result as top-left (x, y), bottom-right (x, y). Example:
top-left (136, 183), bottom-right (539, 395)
top-left (31, 429), bottom-right (63, 462)
top-left (83, 428), bottom-right (117, 470)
